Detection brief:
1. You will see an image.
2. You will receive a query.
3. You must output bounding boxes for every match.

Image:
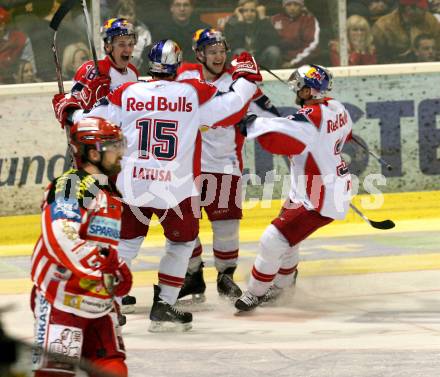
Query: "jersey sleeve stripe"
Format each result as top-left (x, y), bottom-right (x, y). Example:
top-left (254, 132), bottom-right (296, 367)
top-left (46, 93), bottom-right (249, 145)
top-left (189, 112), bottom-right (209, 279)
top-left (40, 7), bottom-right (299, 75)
top-left (179, 78), bottom-right (218, 105)
top-left (107, 82), bottom-right (137, 107)
top-left (43, 207), bottom-right (100, 279)
top-left (212, 98), bottom-right (252, 128)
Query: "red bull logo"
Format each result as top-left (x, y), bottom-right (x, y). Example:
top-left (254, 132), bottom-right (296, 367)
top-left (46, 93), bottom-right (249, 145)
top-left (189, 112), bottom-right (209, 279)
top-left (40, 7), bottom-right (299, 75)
top-left (103, 18), bottom-right (117, 29)
top-left (306, 67), bottom-right (323, 82)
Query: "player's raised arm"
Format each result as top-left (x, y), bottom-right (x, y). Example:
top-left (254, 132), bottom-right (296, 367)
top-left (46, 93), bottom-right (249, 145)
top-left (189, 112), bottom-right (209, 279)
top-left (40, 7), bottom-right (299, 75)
top-left (198, 52), bottom-right (262, 127)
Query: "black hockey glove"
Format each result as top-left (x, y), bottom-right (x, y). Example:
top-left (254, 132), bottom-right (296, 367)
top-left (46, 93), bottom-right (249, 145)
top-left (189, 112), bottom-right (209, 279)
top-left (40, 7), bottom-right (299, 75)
top-left (237, 114), bottom-right (257, 137)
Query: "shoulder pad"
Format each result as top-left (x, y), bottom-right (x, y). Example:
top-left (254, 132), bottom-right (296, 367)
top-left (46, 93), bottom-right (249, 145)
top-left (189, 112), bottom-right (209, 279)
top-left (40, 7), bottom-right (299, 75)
top-left (47, 169), bottom-right (99, 208)
top-left (286, 112), bottom-right (309, 122)
top-left (298, 104), bottom-right (322, 129)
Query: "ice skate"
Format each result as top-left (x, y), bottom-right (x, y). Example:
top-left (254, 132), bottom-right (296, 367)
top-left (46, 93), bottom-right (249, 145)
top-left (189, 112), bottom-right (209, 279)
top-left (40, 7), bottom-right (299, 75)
top-left (234, 290), bottom-right (263, 312)
top-left (217, 266), bottom-right (242, 299)
top-left (121, 294), bottom-right (136, 314)
top-left (149, 285), bottom-right (192, 332)
top-left (261, 270), bottom-right (298, 306)
top-left (177, 263), bottom-right (206, 304)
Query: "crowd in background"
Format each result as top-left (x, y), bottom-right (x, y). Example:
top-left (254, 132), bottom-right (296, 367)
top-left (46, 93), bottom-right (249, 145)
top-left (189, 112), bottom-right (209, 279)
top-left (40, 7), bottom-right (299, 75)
top-left (0, 0), bottom-right (439, 84)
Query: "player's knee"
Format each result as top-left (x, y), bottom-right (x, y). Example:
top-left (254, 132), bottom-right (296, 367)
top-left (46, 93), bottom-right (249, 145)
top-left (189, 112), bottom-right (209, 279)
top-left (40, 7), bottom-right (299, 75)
top-left (212, 220), bottom-right (239, 250)
top-left (91, 357), bottom-right (128, 377)
top-left (117, 237), bottom-right (144, 266)
top-left (260, 224), bottom-right (290, 256)
top-left (212, 219), bottom-right (239, 238)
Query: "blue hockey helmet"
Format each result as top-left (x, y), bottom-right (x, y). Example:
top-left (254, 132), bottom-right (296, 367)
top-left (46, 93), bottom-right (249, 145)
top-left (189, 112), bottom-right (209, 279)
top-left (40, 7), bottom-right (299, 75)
top-left (288, 64), bottom-right (333, 99)
top-left (148, 39), bottom-right (183, 75)
top-left (101, 18), bottom-right (137, 44)
top-left (192, 28), bottom-right (230, 52)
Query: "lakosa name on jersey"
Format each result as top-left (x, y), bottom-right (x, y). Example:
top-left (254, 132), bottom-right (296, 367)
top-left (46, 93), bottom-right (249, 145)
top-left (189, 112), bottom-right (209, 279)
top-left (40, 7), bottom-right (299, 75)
top-left (126, 96), bottom-right (193, 112)
top-left (327, 111), bottom-right (349, 133)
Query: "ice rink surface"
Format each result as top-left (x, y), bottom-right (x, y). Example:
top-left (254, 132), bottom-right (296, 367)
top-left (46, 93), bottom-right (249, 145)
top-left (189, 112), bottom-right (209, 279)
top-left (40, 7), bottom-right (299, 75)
top-left (2, 225), bottom-right (440, 376)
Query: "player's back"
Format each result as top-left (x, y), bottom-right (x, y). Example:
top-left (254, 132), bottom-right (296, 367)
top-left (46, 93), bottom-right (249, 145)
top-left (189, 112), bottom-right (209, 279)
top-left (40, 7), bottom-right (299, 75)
top-left (290, 98), bottom-right (352, 219)
top-left (115, 79), bottom-right (203, 209)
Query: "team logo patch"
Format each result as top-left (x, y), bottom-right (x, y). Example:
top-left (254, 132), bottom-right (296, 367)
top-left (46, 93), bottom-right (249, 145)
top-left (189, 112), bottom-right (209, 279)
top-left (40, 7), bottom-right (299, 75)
top-left (87, 216), bottom-right (120, 241)
top-left (297, 107), bottom-right (313, 116)
top-left (45, 325), bottom-right (82, 372)
top-left (51, 198), bottom-right (81, 221)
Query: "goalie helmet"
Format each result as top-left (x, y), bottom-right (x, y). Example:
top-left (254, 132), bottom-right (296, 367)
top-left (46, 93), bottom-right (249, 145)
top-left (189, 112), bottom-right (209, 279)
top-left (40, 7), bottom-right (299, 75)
top-left (70, 117), bottom-right (125, 166)
top-left (288, 64), bottom-right (333, 99)
top-left (148, 39), bottom-right (183, 75)
top-left (192, 28), bottom-right (230, 52)
top-left (101, 18), bottom-right (137, 44)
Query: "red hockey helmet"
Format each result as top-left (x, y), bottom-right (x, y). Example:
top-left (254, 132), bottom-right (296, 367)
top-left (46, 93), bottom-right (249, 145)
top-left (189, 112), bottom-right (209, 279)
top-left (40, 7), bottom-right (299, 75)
top-left (70, 117), bottom-right (125, 166)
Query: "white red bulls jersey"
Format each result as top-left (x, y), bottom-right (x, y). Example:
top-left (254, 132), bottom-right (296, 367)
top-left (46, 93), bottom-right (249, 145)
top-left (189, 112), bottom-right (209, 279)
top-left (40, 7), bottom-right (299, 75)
top-left (72, 56), bottom-right (138, 94)
top-left (177, 63), bottom-right (278, 175)
top-left (246, 98), bottom-right (353, 220)
top-left (73, 78), bottom-right (257, 209)
top-left (31, 169), bottom-right (122, 318)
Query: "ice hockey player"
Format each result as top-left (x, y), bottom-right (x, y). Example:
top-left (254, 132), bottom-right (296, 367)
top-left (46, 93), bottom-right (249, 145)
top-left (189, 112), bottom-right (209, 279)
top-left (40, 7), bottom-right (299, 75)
top-left (31, 117), bottom-right (132, 376)
top-left (52, 39), bottom-right (262, 331)
top-left (234, 64), bottom-right (353, 311)
top-left (54, 17), bottom-right (139, 314)
top-left (175, 28), bottom-right (280, 302)
top-left (56, 17), bottom-right (139, 116)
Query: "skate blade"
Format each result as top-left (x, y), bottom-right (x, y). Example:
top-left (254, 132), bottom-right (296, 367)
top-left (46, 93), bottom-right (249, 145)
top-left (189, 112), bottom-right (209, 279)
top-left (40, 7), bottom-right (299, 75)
top-left (260, 287), bottom-right (296, 307)
top-left (177, 293), bottom-right (206, 306)
top-left (148, 321), bottom-right (192, 333)
top-left (234, 308), bottom-right (258, 316)
top-left (218, 291), bottom-right (243, 302)
top-left (120, 304), bottom-right (136, 314)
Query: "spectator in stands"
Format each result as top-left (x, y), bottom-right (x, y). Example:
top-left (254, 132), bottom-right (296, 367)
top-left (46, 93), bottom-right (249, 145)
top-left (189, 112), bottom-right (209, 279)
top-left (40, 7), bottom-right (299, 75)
top-left (116, 0), bottom-right (152, 74)
top-left (13, 1), bottom-right (82, 81)
top-left (271, 0), bottom-right (320, 68)
top-left (407, 33), bottom-right (437, 61)
top-left (348, 0), bottom-right (396, 25)
top-left (224, 0), bottom-right (281, 68)
top-left (150, 0), bottom-right (210, 62)
top-left (0, 6), bottom-right (36, 84)
top-left (429, 0), bottom-right (440, 22)
top-left (62, 42), bottom-right (89, 80)
top-left (329, 14), bottom-right (377, 66)
top-left (13, 58), bottom-right (40, 83)
top-left (372, 0), bottom-right (440, 63)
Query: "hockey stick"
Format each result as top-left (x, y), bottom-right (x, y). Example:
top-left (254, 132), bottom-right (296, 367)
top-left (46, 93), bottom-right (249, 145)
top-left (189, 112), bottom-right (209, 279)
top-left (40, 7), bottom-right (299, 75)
top-left (50, 0), bottom-right (78, 169)
top-left (350, 135), bottom-right (393, 171)
top-left (49, 0), bottom-right (77, 93)
top-left (260, 65), bottom-right (394, 171)
top-left (81, 0), bottom-right (101, 75)
top-left (350, 203), bottom-right (395, 230)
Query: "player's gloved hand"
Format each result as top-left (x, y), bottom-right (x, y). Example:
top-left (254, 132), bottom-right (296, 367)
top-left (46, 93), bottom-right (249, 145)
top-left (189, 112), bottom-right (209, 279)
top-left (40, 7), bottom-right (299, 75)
top-left (52, 93), bottom-right (82, 129)
top-left (78, 74), bottom-right (111, 110)
top-left (230, 52), bottom-right (262, 83)
top-left (98, 247), bottom-right (133, 297)
top-left (237, 113), bottom-right (257, 137)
